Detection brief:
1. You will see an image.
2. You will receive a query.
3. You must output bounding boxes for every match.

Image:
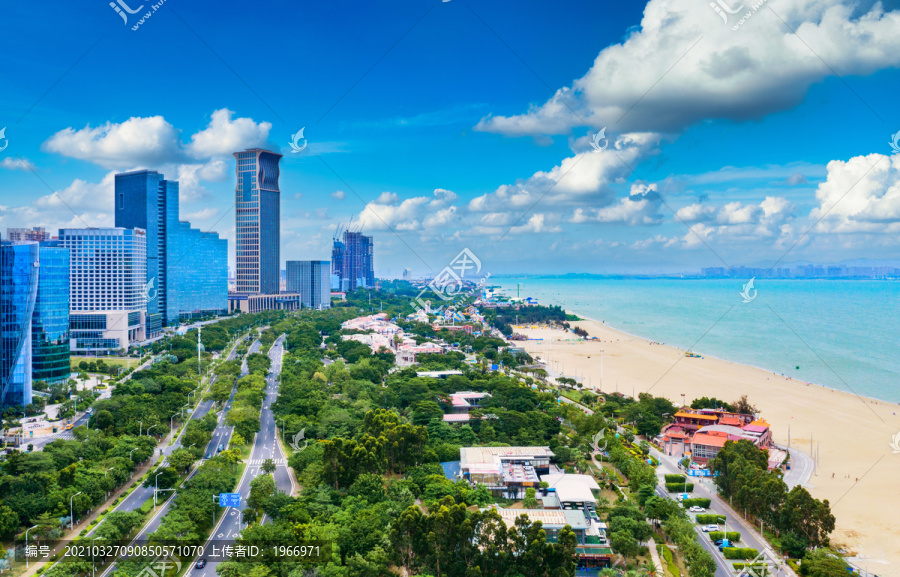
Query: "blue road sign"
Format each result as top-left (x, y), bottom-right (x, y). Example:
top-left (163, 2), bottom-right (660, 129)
top-left (219, 493), bottom-right (241, 507)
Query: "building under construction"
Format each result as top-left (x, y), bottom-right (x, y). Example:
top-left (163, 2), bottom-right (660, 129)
top-left (331, 225), bottom-right (374, 292)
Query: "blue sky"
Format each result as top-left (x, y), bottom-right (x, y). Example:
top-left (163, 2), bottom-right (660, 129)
top-left (2, 0), bottom-right (900, 276)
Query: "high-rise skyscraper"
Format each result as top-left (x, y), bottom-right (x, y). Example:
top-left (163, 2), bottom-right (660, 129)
top-left (286, 260), bottom-right (331, 309)
top-left (331, 229), bottom-right (374, 292)
top-left (59, 227), bottom-right (148, 353)
top-left (114, 170), bottom-right (174, 336)
top-left (115, 170), bottom-right (227, 325)
top-left (32, 241), bottom-right (70, 385)
top-left (234, 148), bottom-right (282, 294)
top-left (1, 239), bottom-right (39, 408)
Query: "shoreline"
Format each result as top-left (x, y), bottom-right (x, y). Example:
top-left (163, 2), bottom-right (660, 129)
top-left (568, 310), bottom-right (896, 407)
top-left (511, 313), bottom-right (900, 575)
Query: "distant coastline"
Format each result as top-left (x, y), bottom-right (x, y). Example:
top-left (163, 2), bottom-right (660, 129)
top-left (493, 277), bottom-right (900, 404)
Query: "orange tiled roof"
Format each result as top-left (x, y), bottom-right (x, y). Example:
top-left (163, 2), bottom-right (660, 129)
top-left (674, 411), bottom-right (717, 420)
top-left (692, 433), bottom-right (729, 448)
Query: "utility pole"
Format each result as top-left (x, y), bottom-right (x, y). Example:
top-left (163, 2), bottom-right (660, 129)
top-left (198, 326), bottom-right (202, 378)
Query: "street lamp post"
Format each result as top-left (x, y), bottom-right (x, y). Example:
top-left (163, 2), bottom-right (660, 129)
top-left (154, 471), bottom-right (164, 506)
top-left (25, 525), bottom-right (39, 570)
top-left (70, 492), bottom-right (83, 529)
top-left (138, 420), bottom-right (143, 437)
top-left (104, 467), bottom-right (114, 497)
top-left (146, 424), bottom-right (158, 437)
top-left (181, 404), bottom-right (189, 418)
top-left (129, 447), bottom-right (138, 463)
top-left (171, 412), bottom-right (179, 437)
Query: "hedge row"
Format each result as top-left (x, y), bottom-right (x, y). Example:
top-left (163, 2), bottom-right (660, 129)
top-left (723, 547), bottom-right (759, 560)
top-left (664, 474), bottom-right (686, 483)
top-left (666, 483), bottom-right (694, 492)
top-left (695, 514), bottom-right (726, 524)
top-left (681, 498), bottom-right (711, 508)
top-left (709, 531), bottom-right (741, 542)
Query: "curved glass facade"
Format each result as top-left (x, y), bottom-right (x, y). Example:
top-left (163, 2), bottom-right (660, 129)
top-left (1, 241), bottom-right (39, 407)
top-left (32, 242), bottom-right (70, 385)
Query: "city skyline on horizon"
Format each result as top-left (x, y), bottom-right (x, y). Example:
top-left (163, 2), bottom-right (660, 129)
top-left (2, 0), bottom-right (900, 277)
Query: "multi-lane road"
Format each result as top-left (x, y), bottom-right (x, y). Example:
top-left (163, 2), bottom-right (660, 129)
top-left (187, 334), bottom-right (292, 576)
top-left (47, 335), bottom-right (252, 577)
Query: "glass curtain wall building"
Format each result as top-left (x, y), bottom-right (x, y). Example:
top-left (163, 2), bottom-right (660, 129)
top-left (59, 228), bottom-right (148, 353)
top-left (1, 240), bottom-right (39, 408)
top-left (32, 241), bottom-right (70, 385)
top-left (167, 221), bottom-right (227, 321)
top-left (234, 148), bottom-right (282, 294)
top-left (286, 260), bottom-right (331, 309)
top-left (116, 170), bottom-right (227, 324)
top-left (114, 170), bottom-right (174, 336)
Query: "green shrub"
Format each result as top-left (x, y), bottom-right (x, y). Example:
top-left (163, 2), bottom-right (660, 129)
top-left (36, 568), bottom-right (45, 575)
top-left (682, 498), bottom-right (711, 508)
top-left (709, 531), bottom-right (741, 542)
top-left (79, 529), bottom-right (87, 536)
top-left (696, 514), bottom-right (726, 524)
top-left (664, 474), bottom-right (686, 483)
top-left (723, 547), bottom-right (758, 560)
top-left (666, 483), bottom-right (694, 492)
top-left (137, 499), bottom-right (155, 515)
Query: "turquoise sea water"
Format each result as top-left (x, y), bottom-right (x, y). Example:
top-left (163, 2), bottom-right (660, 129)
top-left (494, 277), bottom-right (900, 403)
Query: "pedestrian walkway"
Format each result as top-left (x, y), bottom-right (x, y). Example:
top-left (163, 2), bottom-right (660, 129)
top-left (648, 537), bottom-right (666, 577)
top-left (246, 458), bottom-right (287, 465)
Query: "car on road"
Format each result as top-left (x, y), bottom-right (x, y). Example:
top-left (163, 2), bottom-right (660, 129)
top-left (196, 559), bottom-right (207, 569)
top-left (217, 444), bottom-right (224, 453)
top-left (206, 453), bottom-right (211, 459)
top-left (689, 506), bottom-right (706, 512)
top-left (703, 524), bottom-right (718, 532)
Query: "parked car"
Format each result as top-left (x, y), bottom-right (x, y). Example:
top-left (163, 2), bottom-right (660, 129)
top-left (689, 506), bottom-right (706, 512)
top-left (704, 524), bottom-right (719, 532)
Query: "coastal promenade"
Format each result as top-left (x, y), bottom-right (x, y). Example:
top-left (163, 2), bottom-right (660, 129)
top-left (520, 320), bottom-right (900, 575)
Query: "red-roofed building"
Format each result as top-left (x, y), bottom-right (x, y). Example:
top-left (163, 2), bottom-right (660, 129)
top-left (691, 431), bottom-right (730, 464)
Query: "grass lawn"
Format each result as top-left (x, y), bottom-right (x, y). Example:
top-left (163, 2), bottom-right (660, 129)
top-left (71, 356), bottom-right (141, 370)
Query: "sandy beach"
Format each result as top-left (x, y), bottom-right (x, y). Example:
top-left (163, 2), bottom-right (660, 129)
top-left (514, 318), bottom-right (900, 575)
